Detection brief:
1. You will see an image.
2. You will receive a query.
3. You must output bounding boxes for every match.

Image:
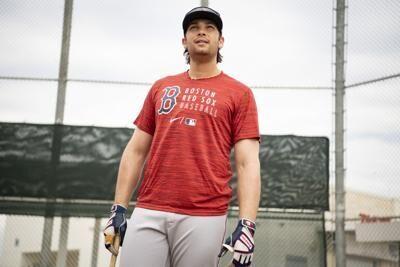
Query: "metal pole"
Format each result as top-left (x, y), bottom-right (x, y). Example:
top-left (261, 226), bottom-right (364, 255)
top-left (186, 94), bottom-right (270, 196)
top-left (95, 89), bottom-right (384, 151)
top-left (56, 218), bottom-right (69, 267)
top-left (40, 218), bottom-right (54, 267)
top-left (40, 1), bottom-right (74, 267)
top-left (201, 0), bottom-right (209, 7)
top-left (55, 0), bottom-right (73, 124)
top-left (91, 218), bottom-right (102, 267)
top-left (335, 0), bottom-right (347, 266)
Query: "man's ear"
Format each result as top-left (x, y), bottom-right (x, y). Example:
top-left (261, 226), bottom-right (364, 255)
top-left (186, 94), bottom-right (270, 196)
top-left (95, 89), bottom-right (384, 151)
top-left (218, 36), bottom-right (225, 49)
top-left (182, 37), bottom-right (187, 49)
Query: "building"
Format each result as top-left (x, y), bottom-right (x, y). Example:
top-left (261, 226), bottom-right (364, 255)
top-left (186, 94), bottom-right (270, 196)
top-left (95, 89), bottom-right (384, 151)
top-left (326, 191), bottom-right (400, 267)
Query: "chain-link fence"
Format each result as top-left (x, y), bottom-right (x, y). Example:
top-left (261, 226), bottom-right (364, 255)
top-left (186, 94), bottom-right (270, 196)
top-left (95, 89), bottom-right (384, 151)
top-left (324, 0), bottom-right (400, 266)
top-left (1, 215), bottom-right (104, 267)
top-left (221, 211), bottom-right (326, 267)
top-left (0, 212), bottom-right (326, 267)
top-left (0, 0), bottom-right (399, 266)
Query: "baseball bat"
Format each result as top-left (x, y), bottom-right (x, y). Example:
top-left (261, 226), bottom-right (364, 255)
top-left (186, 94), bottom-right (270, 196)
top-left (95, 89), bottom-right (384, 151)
top-left (109, 234), bottom-right (121, 267)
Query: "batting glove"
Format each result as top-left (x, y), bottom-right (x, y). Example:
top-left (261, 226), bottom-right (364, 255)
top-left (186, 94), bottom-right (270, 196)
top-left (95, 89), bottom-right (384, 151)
top-left (103, 204), bottom-right (127, 255)
top-left (218, 218), bottom-right (256, 267)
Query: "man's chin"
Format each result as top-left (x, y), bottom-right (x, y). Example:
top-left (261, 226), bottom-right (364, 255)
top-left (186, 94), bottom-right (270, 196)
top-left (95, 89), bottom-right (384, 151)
top-left (192, 51), bottom-right (215, 59)
top-left (193, 49), bottom-right (209, 55)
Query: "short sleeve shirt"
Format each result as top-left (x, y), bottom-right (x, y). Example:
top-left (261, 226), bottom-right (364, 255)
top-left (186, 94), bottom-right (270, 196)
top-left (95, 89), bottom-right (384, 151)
top-left (134, 71), bottom-right (260, 215)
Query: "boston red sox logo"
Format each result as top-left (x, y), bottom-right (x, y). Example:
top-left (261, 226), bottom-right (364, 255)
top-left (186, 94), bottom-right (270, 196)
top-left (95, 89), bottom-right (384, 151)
top-left (158, 86), bottom-right (180, 114)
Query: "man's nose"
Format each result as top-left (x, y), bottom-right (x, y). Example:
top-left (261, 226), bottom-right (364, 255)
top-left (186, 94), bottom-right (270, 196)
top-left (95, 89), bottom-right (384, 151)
top-left (197, 27), bottom-right (206, 36)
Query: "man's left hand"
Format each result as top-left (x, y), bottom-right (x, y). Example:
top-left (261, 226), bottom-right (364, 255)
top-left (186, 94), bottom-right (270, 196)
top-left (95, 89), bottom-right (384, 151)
top-left (218, 218), bottom-right (256, 267)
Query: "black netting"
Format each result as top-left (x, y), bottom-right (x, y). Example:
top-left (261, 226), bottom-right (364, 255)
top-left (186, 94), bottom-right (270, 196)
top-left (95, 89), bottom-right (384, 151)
top-left (0, 122), bottom-right (329, 216)
top-left (231, 135), bottom-right (329, 210)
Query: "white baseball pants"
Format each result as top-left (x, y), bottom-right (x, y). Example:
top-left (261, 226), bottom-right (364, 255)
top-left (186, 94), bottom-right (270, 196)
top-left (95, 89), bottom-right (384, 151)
top-left (120, 207), bottom-right (227, 267)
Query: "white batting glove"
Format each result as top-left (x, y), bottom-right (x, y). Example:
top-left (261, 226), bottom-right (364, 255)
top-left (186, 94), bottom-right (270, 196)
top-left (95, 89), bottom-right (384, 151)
top-left (218, 218), bottom-right (256, 267)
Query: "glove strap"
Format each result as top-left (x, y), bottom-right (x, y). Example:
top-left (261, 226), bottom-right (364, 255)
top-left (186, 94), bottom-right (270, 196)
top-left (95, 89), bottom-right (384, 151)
top-left (111, 204), bottom-right (127, 213)
top-left (240, 218), bottom-right (256, 235)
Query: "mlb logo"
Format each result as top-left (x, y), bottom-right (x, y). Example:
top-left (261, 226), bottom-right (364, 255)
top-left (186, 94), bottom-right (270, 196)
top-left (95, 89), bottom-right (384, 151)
top-left (184, 118), bottom-right (196, 126)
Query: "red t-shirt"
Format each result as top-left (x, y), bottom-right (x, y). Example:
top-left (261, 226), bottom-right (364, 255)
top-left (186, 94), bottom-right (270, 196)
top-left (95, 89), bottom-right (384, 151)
top-left (134, 71), bottom-right (260, 215)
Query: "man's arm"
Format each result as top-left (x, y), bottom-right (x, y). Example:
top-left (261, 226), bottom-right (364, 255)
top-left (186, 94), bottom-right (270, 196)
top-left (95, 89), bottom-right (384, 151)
top-left (103, 127), bottom-right (152, 254)
top-left (218, 138), bottom-right (260, 265)
top-left (234, 138), bottom-right (261, 221)
top-left (114, 127), bottom-right (153, 208)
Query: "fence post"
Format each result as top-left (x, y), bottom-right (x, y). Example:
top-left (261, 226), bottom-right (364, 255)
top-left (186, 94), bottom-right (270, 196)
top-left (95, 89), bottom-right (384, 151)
top-left (40, 0), bottom-right (74, 266)
top-left (91, 218), bottom-right (102, 267)
top-left (334, 0), bottom-right (347, 266)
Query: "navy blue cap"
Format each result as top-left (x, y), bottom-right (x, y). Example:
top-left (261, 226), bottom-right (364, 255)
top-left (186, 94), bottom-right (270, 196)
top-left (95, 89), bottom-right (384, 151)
top-left (182, 6), bottom-right (223, 34)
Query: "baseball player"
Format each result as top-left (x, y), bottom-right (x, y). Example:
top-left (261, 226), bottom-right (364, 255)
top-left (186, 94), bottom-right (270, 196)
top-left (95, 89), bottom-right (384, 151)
top-left (103, 6), bottom-right (261, 267)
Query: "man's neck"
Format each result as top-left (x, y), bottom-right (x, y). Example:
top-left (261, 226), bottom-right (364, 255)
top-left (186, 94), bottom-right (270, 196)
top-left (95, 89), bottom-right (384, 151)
top-left (188, 60), bottom-right (220, 80)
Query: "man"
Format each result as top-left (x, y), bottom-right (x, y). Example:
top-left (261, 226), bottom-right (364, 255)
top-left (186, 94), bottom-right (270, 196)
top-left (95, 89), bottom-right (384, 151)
top-left (104, 6), bottom-right (261, 267)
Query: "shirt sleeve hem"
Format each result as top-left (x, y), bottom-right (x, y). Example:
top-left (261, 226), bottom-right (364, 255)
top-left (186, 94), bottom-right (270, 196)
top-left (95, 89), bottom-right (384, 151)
top-left (234, 135), bottom-right (261, 144)
top-left (133, 121), bottom-right (154, 136)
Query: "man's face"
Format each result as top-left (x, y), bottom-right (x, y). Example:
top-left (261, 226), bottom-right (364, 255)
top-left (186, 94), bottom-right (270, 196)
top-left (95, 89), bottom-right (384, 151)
top-left (182, 19), bottom-right (224, 62)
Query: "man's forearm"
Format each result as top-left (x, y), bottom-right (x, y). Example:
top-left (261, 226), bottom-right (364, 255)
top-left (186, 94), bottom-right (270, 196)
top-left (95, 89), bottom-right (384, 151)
top-left (114, 146), bottom-right (147, 208)
top-left (237, 161), bottom-right (261, 221)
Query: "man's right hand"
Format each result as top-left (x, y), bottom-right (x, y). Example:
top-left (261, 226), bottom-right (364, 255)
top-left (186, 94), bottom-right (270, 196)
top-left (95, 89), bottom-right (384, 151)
top-left (103, 204), bottom-right (127, 255)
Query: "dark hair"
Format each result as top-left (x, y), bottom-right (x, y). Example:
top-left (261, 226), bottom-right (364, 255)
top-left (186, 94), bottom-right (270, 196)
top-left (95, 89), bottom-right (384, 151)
top-left (183, 48), bottom-right (223, 64)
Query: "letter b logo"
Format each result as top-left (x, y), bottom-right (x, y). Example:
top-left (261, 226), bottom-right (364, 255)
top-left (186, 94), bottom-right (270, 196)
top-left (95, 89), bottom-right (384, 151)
top-left (158, 86), bottom-right (180, 114)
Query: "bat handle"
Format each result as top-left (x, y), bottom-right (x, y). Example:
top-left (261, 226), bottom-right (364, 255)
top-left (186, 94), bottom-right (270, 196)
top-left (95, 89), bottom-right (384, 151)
top-left (109, 234), bottom-right (121, 267)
